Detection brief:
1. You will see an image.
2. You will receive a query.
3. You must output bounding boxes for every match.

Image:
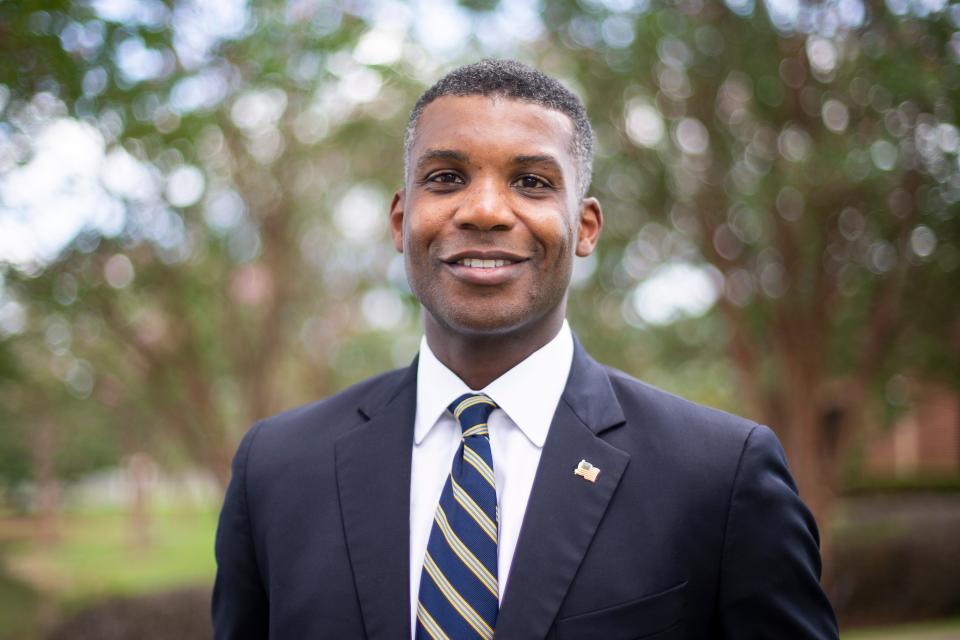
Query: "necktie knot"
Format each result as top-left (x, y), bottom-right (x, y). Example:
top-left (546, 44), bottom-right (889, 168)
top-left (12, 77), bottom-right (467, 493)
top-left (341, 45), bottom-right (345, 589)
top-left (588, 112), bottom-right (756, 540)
top-left (449, 393), bottom-right (498, 438)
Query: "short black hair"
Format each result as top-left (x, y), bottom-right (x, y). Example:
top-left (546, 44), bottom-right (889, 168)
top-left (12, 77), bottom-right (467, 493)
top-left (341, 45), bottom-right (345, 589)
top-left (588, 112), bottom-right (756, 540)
top-left (404, 59), bottom-right (595, 199)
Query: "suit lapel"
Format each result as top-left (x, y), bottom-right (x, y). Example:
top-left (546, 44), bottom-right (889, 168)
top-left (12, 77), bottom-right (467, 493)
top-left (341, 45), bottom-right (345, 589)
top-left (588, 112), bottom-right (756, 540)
top-left (496, 341), bottom-right (629, 639)
top-left (335, 363), bottom-right (417, 640)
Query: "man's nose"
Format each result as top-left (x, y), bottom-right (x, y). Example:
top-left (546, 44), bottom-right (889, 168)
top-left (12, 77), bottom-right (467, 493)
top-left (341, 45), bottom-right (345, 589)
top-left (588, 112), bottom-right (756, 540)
top-left (453, 178), bottom-right (515, 232)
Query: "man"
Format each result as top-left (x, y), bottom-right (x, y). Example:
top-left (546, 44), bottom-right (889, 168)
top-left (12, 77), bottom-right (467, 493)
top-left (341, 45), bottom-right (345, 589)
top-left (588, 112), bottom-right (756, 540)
top-left (213, 59), bottom-right (838, 639)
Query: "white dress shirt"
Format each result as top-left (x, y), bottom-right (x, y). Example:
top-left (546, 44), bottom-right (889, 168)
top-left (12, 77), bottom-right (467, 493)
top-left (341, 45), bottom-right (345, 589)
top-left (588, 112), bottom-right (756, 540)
top-left (409, 320), bottom-right (574, 638)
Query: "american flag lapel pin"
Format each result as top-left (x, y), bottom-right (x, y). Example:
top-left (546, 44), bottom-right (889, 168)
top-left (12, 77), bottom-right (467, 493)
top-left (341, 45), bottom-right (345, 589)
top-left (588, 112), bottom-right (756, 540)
top-left (574, 459), bottom-right (600, 483)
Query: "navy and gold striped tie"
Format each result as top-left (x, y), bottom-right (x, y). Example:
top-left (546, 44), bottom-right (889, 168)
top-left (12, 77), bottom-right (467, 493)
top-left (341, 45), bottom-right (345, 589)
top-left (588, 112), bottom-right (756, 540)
top-left (416, 393), bottom-right (499, 640)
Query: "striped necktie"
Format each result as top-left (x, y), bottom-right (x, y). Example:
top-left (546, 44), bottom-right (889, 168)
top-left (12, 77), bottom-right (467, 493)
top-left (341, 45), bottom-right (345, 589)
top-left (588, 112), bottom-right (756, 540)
top-left (416, 393), bottom-right (499, 640)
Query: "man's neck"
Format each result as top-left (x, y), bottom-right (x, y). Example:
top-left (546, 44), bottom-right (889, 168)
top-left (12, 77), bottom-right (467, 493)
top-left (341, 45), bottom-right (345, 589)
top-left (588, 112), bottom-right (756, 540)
top-left (423, 312), bottom-right (565, 391)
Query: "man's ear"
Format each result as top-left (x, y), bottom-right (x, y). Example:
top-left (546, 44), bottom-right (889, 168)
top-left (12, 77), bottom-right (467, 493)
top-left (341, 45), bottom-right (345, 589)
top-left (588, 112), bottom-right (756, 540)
top-left (575, 197), bottom-right (603, 257)
top-left (389, 189), bottom-right (405, 253)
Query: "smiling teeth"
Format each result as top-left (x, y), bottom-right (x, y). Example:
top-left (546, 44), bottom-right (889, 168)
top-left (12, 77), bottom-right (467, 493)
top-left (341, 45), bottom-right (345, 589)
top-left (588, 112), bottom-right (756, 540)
top-left (458, 258), bottom-right (512, 268)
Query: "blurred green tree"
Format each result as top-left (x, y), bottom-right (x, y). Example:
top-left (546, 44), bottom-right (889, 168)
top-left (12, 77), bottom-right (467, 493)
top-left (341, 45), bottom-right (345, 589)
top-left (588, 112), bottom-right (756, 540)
top-left (0, 0), bottom-right (957, 539)
top-left (1, 0), bottom-right (423, 487)
top-left (544, 0), bottom-right (960, 522)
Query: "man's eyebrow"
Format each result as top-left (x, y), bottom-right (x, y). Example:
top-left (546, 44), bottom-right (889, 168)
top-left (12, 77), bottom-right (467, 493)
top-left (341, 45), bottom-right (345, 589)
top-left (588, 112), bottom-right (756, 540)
top-left (512, 154), bottom-right (563, 172)
top-left (415, 149), bottom-right (469, 170)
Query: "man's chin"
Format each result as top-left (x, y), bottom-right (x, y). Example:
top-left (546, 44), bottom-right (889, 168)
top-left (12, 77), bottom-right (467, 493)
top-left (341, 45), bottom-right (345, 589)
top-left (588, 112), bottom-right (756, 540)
top-left (437, 314), bottom-right (528, 337)
top-left (422, 304), bottom-right (563, 343)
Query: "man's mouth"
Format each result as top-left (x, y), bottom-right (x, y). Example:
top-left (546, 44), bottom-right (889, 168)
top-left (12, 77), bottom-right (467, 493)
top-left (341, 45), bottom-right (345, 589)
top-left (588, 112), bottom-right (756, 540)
top-left (442, 252), bottom-right (527, 284)
top-left (456, 258), bottom-right (515, 268)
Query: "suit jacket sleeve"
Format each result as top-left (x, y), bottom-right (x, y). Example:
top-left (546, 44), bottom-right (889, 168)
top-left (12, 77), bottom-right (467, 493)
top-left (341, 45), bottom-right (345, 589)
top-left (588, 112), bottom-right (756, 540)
top-left (716, 424), bottom-right (839, 639)
top-left (212, 422), bottom-right (269, 639)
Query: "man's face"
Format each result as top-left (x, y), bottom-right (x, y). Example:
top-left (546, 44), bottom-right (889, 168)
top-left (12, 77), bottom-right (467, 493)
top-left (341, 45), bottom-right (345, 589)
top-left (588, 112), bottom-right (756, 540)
top-left (390, 95), bottom-right (601, 339)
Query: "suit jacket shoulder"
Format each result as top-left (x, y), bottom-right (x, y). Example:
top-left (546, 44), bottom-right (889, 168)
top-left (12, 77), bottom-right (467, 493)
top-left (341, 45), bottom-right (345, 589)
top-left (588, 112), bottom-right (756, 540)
top-left (499, 346), bottom-right (837, 639)
top-left (603, 364), bottom-right (760, 476)
top-left (550, 359), bottom-right (838, 639)
top-left (213, 362), bottom-right (418, 640)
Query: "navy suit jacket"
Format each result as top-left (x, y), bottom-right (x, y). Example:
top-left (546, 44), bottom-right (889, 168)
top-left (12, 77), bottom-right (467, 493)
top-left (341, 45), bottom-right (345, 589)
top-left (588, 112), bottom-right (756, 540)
top-left (213, 340), bottom-right (838, 639)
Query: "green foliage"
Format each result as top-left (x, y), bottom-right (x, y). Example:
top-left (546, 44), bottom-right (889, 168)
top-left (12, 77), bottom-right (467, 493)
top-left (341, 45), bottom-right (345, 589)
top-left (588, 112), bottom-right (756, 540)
top-left (0, 423), bottom-right (30, 488)
top-left (0, 342), bottom-right (20, 382)
top-left (0, 553), bottom-right (41, 640)
top-left (0, 0), bottom-right (957, 497)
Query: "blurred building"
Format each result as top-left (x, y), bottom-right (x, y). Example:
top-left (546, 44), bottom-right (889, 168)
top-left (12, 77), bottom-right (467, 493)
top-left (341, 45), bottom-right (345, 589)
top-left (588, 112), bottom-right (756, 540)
top-left (865, 385), bottom-right (960, 477)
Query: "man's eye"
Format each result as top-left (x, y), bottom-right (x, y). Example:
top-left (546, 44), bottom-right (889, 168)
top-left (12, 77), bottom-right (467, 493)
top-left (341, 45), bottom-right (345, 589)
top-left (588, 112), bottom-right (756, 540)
top-left (427, 172), bottom-right (464, 184)
top-left (514, 175), bottom-right (549, 189)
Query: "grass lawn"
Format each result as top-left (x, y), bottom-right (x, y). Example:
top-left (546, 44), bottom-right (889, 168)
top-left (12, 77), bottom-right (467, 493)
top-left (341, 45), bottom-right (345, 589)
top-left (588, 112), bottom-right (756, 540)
top-left (0, 556), bottom-right (43, 640)
top-left (844, 618), bottom-right (960, 639)
top-left (5, 505), bottom-right (218, 604)
top-left (0, 505), bottom-right (218, 637)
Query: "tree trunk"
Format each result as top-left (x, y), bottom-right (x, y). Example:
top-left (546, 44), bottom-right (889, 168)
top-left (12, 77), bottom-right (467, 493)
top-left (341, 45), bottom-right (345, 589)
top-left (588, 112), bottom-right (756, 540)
top-left (126, 452), bottom-right (154, 550)
top-left (31, 417), bottom-right (60, 545)
top-left (774, 345), bottom-right (839, 583)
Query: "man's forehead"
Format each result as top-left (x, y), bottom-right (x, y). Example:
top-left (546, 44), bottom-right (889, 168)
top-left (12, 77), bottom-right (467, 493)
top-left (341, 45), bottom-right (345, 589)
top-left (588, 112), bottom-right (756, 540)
top-left (409, 94), bottom-right (576, 159)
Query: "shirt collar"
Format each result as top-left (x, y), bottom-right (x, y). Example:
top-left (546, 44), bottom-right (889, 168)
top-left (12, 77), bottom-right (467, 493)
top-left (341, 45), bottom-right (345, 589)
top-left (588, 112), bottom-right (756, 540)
top-left (415, 320), bottom-right (574, 448)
